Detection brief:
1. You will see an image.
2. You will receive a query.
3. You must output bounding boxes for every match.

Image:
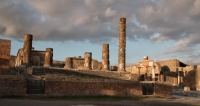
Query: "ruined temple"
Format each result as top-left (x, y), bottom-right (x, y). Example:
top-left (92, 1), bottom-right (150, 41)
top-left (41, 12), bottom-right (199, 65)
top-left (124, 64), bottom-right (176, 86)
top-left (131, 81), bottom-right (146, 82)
top-left (0, 17), bottom-right (199, 98)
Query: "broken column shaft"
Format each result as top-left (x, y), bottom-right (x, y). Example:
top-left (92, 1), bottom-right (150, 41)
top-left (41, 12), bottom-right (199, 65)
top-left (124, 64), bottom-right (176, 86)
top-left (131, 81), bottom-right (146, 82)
top-left (64, 57), bottom-right (73, 69)
top-left (102, 44), bottom-right (110, 70)
top-left (23, 34), bottom-right (33, 64)
top-left (44, 48), bottom-right (53, 67)
top-left (118, 18), bottom-right (126, 72)
top-left (84, 52), bottom-right (92, 70)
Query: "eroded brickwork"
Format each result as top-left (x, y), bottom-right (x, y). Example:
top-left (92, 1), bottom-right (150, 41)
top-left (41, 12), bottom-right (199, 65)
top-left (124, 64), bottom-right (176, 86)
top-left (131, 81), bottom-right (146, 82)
top-left (31, 50), bottom-right (45, 66)
top-left (0, 39), bottom-right (11, 75)
top-left (159, 59), bottom-right (180, 72)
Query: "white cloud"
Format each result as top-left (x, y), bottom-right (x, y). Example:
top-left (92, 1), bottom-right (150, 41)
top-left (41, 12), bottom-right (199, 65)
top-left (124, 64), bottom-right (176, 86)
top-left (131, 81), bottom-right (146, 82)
top-left (105, 7), bottom-right (117, 18)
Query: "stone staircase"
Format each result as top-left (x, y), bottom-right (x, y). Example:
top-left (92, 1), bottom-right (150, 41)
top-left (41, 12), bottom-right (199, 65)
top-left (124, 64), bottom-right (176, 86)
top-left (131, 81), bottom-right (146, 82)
top-left (26, 75), bottom-right (45, 94)
top-left (32, 68), bottom-right (45, 75)
top-left (27, 79), bottom-right (45, 94)
top-left (30, 67), bottom-right (138, 81)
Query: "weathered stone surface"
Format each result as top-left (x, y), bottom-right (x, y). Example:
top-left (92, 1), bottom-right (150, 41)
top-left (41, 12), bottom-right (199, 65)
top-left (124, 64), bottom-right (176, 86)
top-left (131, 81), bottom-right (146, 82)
top-left (23, 34), bottom-right (32, 64)
top-left (102, 44), bottom-right (109, 71)
top-left (45, 81), bottom-right (142, 96)
top-left (84, 52), bottom-right (92, 70)
top-left (44, 48), bottom-right (53, 67)
top-left (154, 82), bottom-right (172, 97)
top-left (183, 70), bottom-right (196, 90)
top-left (196, 68), bottom-right (200, 91)
top-left (92, 59), bottom-right (98, 70)
top-left (110, 66), bottom-right (117, 71)
top-left (97, 62), bottom-right (102, 70)
top-left (0, 39), bottom-right (11, 75)
top-left (0, 76), bottom-right (27, 96)
top-left (64, 57), bottom-right (73, 69)
top-left (118, 18), bottom-right (126, 72)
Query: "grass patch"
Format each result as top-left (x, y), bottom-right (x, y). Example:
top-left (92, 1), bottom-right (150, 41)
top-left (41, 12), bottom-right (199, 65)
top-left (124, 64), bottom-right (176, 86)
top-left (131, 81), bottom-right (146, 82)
top-left (44, 95), bottom-right (144, 100)
top-left (1, 95), bottom-right (24, 99)
top-left (1, 95), bottom-right (146, 100)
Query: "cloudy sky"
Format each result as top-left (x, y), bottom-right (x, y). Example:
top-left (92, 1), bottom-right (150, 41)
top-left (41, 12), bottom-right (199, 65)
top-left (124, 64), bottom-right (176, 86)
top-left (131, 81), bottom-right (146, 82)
top-left (1, 0), bottom-right (200, 66)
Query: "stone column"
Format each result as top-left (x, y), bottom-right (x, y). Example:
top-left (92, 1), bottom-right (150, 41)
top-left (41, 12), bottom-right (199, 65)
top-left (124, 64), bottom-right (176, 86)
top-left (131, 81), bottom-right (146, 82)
top-left (138, 68), bottom-right (140, 81)
top-left (152, 67), bottom-right (155, 81)
top-left (23, 34), bottom-right (33, 64)
top-left (118, 18), bottom-right (126, 72)
top-left (84, 52), bottom-right (92, 70)
top-left (160, 74), bottom-right (164, 82)
top-left (144, 67), bottom-right (148, 81)
top-left (102, 44), bottom-right (110, 71)
top-left (64, 57), bottom-right (73, 69)
top-left (44, 48), bottom-right (53, 67)
top-left (196, 68), bottom-right (200, 91)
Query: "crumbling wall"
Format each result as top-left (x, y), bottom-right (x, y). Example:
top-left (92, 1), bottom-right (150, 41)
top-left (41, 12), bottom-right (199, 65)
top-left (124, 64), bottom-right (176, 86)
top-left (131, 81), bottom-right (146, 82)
top-left (183, 70), bottom-right (196, 90)
top-left (9, 55), bottom-right (16, 69)
top-left (31, 50), bottom-right (45, 66)
top-left (159, 59), bottom-right (179, 72)
top-left (72, 58), bottom-right (85, 69)
top-left (92, 59), bottom-right (99, 70)
top-left (0, 39), bottom-right (11, 75)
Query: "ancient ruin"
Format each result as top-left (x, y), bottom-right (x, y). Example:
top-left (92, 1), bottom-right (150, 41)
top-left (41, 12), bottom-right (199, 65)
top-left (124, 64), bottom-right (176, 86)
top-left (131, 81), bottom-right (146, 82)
top-left (43, 48), bottom-right (53, 67)
top-left (118, 18), bottom-right (126, 72)
top-left (102, 44), bottom-right (110, 71)
top-left (23, 34), bottom-right (32, 65)
top-left (0, 17), bottom-right (200, 98)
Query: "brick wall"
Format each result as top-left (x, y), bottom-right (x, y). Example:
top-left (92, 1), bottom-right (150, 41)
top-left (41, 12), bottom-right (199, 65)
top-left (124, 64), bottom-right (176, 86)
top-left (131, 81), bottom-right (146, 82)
top-left (9, 55), bottom-right (16, 69)
top-left (72, 58), bottom-right (85, 69)
top-left (45, 81), bottom-right (172, 97)
top-left (45, 81), bottom-right (143, 96)
top-left (0, 75), bottom-right (27, 96)
top-left (0, 39), bottom-right (11, 75)
top-left (154, 82), bottom-right (172, 97)
top-left (183, 70), bottom-right (196, 90)
top-left (31, 50), bottom-right (45, 66)
top-left (159, 59), bottom-right (179, 72)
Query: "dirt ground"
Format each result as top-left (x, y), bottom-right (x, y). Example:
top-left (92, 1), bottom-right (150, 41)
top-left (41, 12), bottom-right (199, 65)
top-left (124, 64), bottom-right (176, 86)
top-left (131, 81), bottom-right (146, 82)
top-left (0, 96), bottom-right (200, 106)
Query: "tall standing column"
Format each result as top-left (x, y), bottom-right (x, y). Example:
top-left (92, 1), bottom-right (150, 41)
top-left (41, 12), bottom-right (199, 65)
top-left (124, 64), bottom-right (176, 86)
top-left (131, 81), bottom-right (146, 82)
top-left (23, 34), bottom-right (33, 64)
top-left (118, 18), bottom-right (126, 72)
top-left (102, 44), bottom-right (110, 71)
top-left (44, 48), bottom-right (53, 67)
top-left (84, 52), bottom-right (92, 70)
top-left (196, 67), bottom-right (200, 91)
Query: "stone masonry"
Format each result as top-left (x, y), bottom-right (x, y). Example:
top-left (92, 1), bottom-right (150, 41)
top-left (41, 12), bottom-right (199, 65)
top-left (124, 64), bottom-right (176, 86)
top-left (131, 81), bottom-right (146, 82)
top-left (118, 18), bottom-right (126, 72)
top-left (102, 44), bottom-right (110, 71)
top-left (64, 57), bottom-right (73, 69)
top-left (23, 34), bottom-right (32, 64)
top-left (196, 68), bottom-right (200, 91)
top-left (84, 52), bottom-right (92, 70)
top-left (0, 39), bottom-right (11, 75)
top-left (44, 48), bottom-right (53, 67)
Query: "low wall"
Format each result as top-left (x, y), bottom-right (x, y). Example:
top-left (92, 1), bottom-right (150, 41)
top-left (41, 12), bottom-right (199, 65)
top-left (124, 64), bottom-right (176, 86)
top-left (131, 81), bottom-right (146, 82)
top-left (154, 82), bottom-right (172, 97)
top-left (45, 81), bottom-right (172, 97)
top-left (45, 81), bottom-right (142, 96)
top-left (0, 75), bottom-right (27, 96)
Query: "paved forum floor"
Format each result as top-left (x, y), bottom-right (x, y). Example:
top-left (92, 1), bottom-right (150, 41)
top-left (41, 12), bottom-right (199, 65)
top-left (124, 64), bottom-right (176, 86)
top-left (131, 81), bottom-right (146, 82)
top-left (0, 96), bottom-right (199, 106)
